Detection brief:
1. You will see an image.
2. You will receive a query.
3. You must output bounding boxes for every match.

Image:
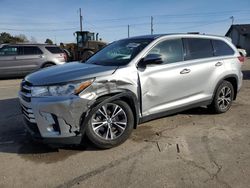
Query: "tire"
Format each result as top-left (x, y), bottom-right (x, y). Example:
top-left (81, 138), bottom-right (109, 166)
top-left (209, 81), bottom-right (234, 114)
top-left (81, 50), bottom-right (94, 61)
top-left (42, 63), bottom-right (55, 68)
top-left (85, 100), bottom-right (134, 149)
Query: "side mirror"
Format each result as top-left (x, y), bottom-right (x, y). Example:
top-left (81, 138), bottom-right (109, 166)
top-left (138, 53), bottom-right (163, 68)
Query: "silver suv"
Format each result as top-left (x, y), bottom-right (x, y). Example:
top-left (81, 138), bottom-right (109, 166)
top-left (0, 43), bottom-right (66, 77)
top-left (19, 34), bottom-right (243, 148)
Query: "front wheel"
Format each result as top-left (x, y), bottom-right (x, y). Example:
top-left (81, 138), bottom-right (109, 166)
top-left (81, 50), bottom-right (94, 61)
top-left (209, 81), bottom-right (234, 113)
top-left (85, 100), bottom-right (134, 149)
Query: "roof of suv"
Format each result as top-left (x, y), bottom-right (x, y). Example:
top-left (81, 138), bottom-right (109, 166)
top-left (126, 33), bottom-right (228, 40)
top-left (3, 43), bottom-right (56, 46)
top-left (0, 43), bottom-right (58, 47)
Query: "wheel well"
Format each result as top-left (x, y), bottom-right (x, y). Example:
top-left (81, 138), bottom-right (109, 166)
top-left (120, 96), bottom-right (138, 129)
top-left (41, 62), bottom-right (56, 68)
top-left (93, 93), bottom-right (139, 129)
top-left (83, 49), bottom-right (94, 53)
top-left (224, 77), bottom-right (238, 100)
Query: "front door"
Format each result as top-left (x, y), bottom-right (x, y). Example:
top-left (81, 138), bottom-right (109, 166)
top-left (138, 38), bottom-right (215, 116)
top-left (0, 45), bottom-right (21, 76)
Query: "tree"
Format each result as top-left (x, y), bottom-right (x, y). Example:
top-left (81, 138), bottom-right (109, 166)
top-left (30, 36), bottom-right (37, 43)
top-left (0, 32), bottom-right (13, 43)
top-left (45, 38), bottom-right (53, 44)
top-left (16, 34), bottom-right (29, 42)
top-left (0, 32), bottom-right (29, 43)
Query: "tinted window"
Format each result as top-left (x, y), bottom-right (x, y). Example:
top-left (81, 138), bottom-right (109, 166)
top-left (148, 39), bottom-right (184, 64)
top-left (45, 47), bottom-right (63, 54)
top-left (0, 46), bottom-right (19, 56)
top-left (212, 40), bottom-right (234, 56)
top-left (23, 46), bottom-right (43, 55)
top-left (184, 38), bottom-right (213, 60)
top-left (86, 38), bottom-right (153, 66)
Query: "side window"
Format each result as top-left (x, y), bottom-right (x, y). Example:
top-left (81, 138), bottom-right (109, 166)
top-left (23, 46), bottom-right (43, 55)
top-left (45, 47), bottom-right (63, 54)
top-left (212, 40), bottom-right (234, 56)
top-left (184, 38), bottom-right (213, 60)
top-left (148, 39), bottom-right (184, 64)
top-left (0, 46), bottom-right (19, 56)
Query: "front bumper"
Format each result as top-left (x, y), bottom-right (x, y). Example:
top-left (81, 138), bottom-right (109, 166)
top-left (238, 72), bottom-right (243, 92)
top-left (19, 90), bottom-right (94, 145)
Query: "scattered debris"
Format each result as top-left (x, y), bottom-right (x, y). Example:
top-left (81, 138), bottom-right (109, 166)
top-left (144, 139), bottom-right (161, 152)
top-left (176, 143), bottom-right (180, 153)
top-left (156, 142), bottom-right (161, 152)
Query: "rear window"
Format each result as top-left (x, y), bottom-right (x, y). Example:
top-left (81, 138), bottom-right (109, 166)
top-left (45, 47), bottom-right (63, 54)
top-left (23, 46), bottom-right (43, 55)
top-left (184, 38), bottom-right (213, 60)
top-left (0, 46), bottom-right (19, 56)
top-left (212, 40), bottom-right (234, 56)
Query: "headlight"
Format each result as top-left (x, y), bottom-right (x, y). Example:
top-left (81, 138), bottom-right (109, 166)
top-left (31, 79), bottom-right (94, 97)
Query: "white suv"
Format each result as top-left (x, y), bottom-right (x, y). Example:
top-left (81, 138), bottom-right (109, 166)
top-left (19, 34), bottom-right (243, 148)
top-left (0, 44), bottom-right (66, 77)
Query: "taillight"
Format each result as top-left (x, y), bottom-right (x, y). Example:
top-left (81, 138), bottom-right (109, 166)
top-left (63, 53), bottom-right (67, 62)
top-left (238, 56), bottom-right (245, 63)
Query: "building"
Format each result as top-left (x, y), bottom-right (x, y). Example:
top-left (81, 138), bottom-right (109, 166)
top-left (225, 24), bottom-right (250, 56)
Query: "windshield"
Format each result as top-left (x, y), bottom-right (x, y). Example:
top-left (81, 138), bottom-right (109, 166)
top-left (85, 38), bottom-right (153, 66)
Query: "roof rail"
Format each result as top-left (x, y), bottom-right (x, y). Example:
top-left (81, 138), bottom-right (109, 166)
top-left (187, 32), bottom-right (201, 34)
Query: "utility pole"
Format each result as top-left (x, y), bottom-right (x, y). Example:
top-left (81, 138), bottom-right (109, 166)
top-left (79, 8), bottom-right (83, 31)
top-left (230, 16), bottom-right (234, 25)
top-left (128, 25), bottom-right (130, 38)
top-left (151, 16), bottom-right (154, 35)
top-left (54, 35), bottom-right (57, 45)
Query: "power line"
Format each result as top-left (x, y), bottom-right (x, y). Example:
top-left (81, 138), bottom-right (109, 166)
top-left (153, 10), bottom-right (250, 18)
top-left (1, 9), bottom-right (249, 29)
top-left (0, 21), bottom-right (78, 25)
top-left (176, 19), bottom-right (230, 30)
top-left (85, 9), bottom-right (250, 23)
top-left (1, 17), bottom-right (250, 34)
top-left (86, 18), bottom-right (231, 30)
top-left (0, 27), bottom-right (78, 32)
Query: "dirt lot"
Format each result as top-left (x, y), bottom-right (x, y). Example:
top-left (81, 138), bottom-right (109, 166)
top-left (0, 60), bottom-right (250, 188)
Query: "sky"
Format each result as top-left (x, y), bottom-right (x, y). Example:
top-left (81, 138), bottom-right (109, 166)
top-left (0, 0), bottom-right (250, 44)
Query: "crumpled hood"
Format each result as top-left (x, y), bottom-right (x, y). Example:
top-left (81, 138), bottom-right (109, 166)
top-left (25, 62), bottom-right (118, 85)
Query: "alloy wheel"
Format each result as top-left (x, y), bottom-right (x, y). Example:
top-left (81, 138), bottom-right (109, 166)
top-left (91, 103), bottom-right (128, 140)
top-left (217, 86), bottom-right (232, 110)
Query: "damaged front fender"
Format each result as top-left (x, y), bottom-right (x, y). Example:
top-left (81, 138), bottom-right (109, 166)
top-left (30, 96), bottom-right (94, 138)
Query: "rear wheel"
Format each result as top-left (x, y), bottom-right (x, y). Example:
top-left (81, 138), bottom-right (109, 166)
top-left (209, 81), bottom-right (234, 113)
top-left (42, 63), bottom-right (55, 68)
top-left (85, 100), bottom-right (134, 149)
top-left (81, 50), bottom-right (94, 61)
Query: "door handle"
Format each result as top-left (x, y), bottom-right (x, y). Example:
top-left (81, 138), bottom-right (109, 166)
top-left (180, 68), bottom-right (191, 74)
top-left (215, 62), bottom-right (223, 66)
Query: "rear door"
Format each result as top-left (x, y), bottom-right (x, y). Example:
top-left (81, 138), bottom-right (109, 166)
top-left (15, 46), bottom-right (44, 73)
top-left (0, 45), bottom-right (22, 76)
top-left (181, 38), bottom-right (220, 103)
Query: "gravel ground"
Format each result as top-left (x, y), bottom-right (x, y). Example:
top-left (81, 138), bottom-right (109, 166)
top-left (0, 59), bottom-right (250, 188)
